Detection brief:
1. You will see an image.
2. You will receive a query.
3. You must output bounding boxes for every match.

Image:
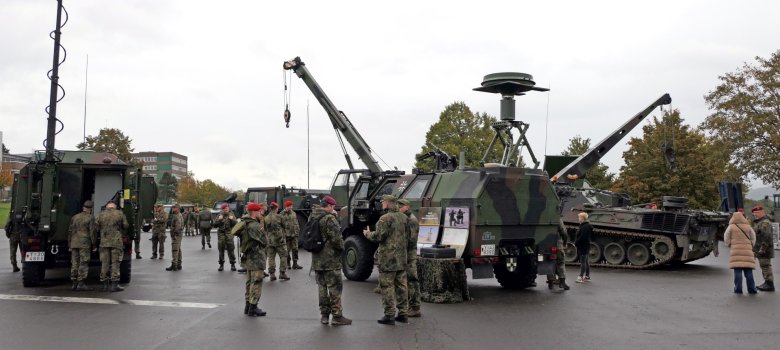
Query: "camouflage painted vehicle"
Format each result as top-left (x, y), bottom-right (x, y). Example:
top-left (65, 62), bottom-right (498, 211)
top-left (244, 185), bottom-right (330, 228)
top-left (286, 57), bottom-right (560, 288)
top-left (550, 94), bottom-right (728, 268)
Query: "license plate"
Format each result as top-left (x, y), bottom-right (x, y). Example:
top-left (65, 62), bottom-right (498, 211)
top-left (26, 251), bottom-right (45, 262)
top-left (537, 254), bottom-right (544, 262)
top-left (480, 244), bottom-right (495, 256)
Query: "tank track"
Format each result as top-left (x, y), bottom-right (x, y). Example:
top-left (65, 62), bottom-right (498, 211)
top-left (564, 225), bottom-right (677, 270)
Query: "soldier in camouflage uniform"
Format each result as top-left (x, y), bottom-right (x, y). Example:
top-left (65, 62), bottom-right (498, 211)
top-left (198, 206), bottom-right (213, 249)
top-left (214, 203), bottom-right (238, 271)
top-left (398, 199), bottom-right (422, 317)
top-left (68, 200), bottom-right (96, 291)
top-left (190, 208), bottom-right (199, 236)
top-left (5, 214), bottom-right (23, 273)
top-left (751, 206), bottom-right (775, 291)
top-left (183, 208), bottom-right (192, 236)
top-left (240, 202), bottom-right (268, 317)
top-left (313, 196), bottom-right (352, 325)
top-left (166, 204), bottom-right (184, 271)
top-left (96, 201), bottom-right (128, 292)
top-left (265, 202), bottom-right (289, 281)
top-left (150, 204), bottom-right (167, 259)
top-left (546, 218), bottom-right (570, 291)
top-left (282, 200), bottom-right (302, 270)
top-left (364, 194), bottom-right (409, 325)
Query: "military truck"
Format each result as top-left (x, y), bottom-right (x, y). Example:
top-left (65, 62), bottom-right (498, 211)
top-left (548, 94), bottom-right (729, 268)
top-left (285, 57), bottom-right (560, 288)
top-left (245, 185), bottom-right (329, 228)
top-left (5, 1), bottom-right (157, 287)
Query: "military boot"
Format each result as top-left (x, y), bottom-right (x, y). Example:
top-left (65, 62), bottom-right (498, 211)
top-left (247, 304), bottom-right (266, 317)
top-left (150, 254), bottom-right (157, 259)
top-left (72, 281), bottom-right (78, 291)
top-left (394, 315), bottom-right (408, 323)
top-left (110, 282), bottom-right (124, 292)
top-left (269, 273), bottom-right (277, 281)
top-left (559, 279), bottom-right (570, 291)
top-left (377, 315), bottom-right (395, 325)
top-left (547, 280), bottom-right (556, 290)
top-left (230, 263), bottom-right (237, 271)
top-left (244, 302), bottom-right (250, 315)
top-left (202, 245), bottom-right (205, 250)
top-left (76, 281), bottom-right (94, 291)
top-left (103, 281), bottom-right (110, 292)
top-left (408, 308), bottom-right (422, 318)
top-left (159, 254), bottom-right (164, 260)
top-left (218, 263), bottom-right (224, 272)
top-left (757, 281), bottom-right (775, 291)
top-left (136, 253), bottom-right (142, 259)
top-left (166, 264), bottom-right (176, 271)
top-left (320, 314), bottom-right (330, 324)
top-left (12, 263), bottom-right (20, 273)
top-left (237, 267), bottom-right (247, 273)
top-left (331, 315), bottom-right (352, 326)
top-left (208, 242), bottom-right (212, 248)
top-left (279, 272), bottom-right (290, 280)
top-left (292, 262), bottom-right (303, 270)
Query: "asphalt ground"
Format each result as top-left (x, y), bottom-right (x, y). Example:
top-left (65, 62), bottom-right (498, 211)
top-left (1, 229), bottom-right (778, 350)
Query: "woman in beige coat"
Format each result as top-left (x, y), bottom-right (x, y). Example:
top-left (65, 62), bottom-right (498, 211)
top-left (724, 211), bottom-right (758, 294)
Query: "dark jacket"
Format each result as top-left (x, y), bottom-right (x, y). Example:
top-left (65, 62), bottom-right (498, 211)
top-left (574, 221), bottom-right (593, 255)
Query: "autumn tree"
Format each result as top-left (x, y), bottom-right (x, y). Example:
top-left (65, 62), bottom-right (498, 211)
top-left (612, 109), bottom-right (742, 209)
top-left (77, 128), bottom-right (141, 167)
top-left (701, 50), bottom-right (780, 187)
top-left (561, 135), bottom-right (616, 189)
top-left (175, 172), bottom-right (231, 207)
top-left (415, 102), bottom-right (504, 172)
top-left (0, 169), bottom-right (13, 201)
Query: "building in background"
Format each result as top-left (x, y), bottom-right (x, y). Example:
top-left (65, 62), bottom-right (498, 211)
top-left (131, 151), bottom-right (188, 180)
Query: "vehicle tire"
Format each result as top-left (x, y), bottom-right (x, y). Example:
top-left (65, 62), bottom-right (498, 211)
top-left (588, 242), bottom-right (602, 264)
top-left (342, 235), bottom-right (375, 281)
top-left (493, 255), bottom-right (537, 289)
top-left (563, 242), bottom-right (578, 263)
top-left (119, 259), bottom-right (132, 284)
top-left (22, 262), bottom-right (45, 287)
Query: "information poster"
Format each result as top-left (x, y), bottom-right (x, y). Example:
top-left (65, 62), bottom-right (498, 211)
top-left (416, 207), bottom-right (442, 253)
top-left (441, 206), bottom-right (469, 258)
top-left (443, 207), bottom-right (469, 229)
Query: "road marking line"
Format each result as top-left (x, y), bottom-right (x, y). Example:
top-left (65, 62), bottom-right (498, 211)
top-left (0, 294), bottom-right (224, 309)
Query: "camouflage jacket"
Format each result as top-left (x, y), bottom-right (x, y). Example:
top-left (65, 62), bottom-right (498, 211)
top-left (215, 211), bottom-right (237, 234)
top-left (264, 211), bottom-right (286, 246)
top-left (404, 211), bottom-right (419, 260)
top-left (558, 219), bottom-right (569, 244)
top-left (5, 216), bottom-right (19, 240)
top-left (241, 216), bottom-right (267, 271)
top-left (68, 211), bottom-right (96, 249)
top-left (366, 207), bottom-right (408, 272)
top-left (311, 207), bottom-right (344, 271)
top-left (752, 217), bottom-right (774, 259)
top-left (170, 212), bottom-right (183, 236)
top-left (198, 210), bottom-right (213, 229)
top-left (280, 209), bottom-right (300, 238)
top-left (151, 210), bottom-right (168, 234)
top-left (96, 208), bottom-right (128, 249)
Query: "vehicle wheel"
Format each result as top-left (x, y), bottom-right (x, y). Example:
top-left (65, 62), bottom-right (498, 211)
top-left (627, 243), bottom-right (651, 266)
top-left (493, 255), bottom-right (537, 289)
top-left (650, 237), bottom-right (675, 262)
top-left (119, 259), bottom-right (132, 284)
top-left (22, 262), bottom-right (45, 287)
top-left (342, 235), bottom-right (375, 281)
top-left (563, 242), bottom-right (578, 263)
top-left (603, 242), bottom-right (626, 265)
top-left (588, 242), bottom-right (602, 264)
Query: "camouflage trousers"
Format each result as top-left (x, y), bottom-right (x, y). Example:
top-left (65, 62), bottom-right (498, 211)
top-left (70, 248), bottom-right (91, 282)
top-left (171, 233), bottom-right (183, 268)
top-left (546, 242), bottom-right (566, 282)
top-left (200, 228), bottom-right (211, 247)
top-left (379, 270), bottom-right (408, 317)
top-left (99, 247), bottom-right (122, 282)
top-left (151, 232), bottom-right (166, 257)
top-left (245, 270), bottom-right (264, 304)
top-left (9, 236), bottom-right (24, 265)
top-left (758, 258), bottom-right (774, 282)
top-left (407, 257), bottom-right (421, 311)
top-left (218, 233), bottom-right (236, 264)
top-left (315, 269), bottom-right (343, 317)
top-left (266, 244), bottom-right (288, 274)
top-left (133, 234), bottom-right (141, 254)
top-left (286, 236), bottom-right (299, 265)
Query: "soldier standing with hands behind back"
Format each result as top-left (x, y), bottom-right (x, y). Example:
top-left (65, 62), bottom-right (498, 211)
top-left (96, 201), bottom-right (128, 292)
top-left (239, 202), bottom-right (268, 317)
top-left (166, 204), bottom-right (184, 271)
top-left (68, 200), bottom-right (96, 291)
top-left (215, 203), bottom-right (238, 272)
top-left (751, 205), bottom-right (775, 291)
top-left (265, 202), bottom-right (289, 281)
top-left (282, 200), bottom-right (302, 270)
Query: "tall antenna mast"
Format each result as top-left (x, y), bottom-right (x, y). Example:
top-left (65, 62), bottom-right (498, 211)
top-left (44, 0), bottom-right (66, 162)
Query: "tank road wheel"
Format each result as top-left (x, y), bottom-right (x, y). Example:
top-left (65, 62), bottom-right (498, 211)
top-left (493, 255), bottom-right (537, 289)
top-left (22, 262), bottom-right (46, 287)
top-left (342, 235), bottom-right (375, 281)
top-left (627, 243), bottom-right (651, 266)
top-left (563, 242), bottom-right (578, 263)
top-left (588, 242), bottom-right (602, 264)
top-left (650, 237), bottom-right (675, 262)
top-left (603, 242), bottom-right (627, 265)
top-left (119, 259), bottom-right (132, 284)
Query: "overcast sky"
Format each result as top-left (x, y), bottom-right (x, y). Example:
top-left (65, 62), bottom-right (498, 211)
top-left (1, 0), bottom-right (778, 191)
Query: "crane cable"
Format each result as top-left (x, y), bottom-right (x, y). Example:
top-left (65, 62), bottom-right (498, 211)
top-left (283, 69), bottom-right (292, 128)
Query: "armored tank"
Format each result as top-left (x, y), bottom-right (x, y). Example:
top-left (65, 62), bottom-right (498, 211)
top-left (549, 95), bottom-right (728, 268)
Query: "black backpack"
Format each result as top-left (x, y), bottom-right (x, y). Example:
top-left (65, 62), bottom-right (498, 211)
top-left (300, 214), bottom-right (326, 253)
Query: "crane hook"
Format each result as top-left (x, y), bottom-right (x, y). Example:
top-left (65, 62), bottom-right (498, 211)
top-left (284, 107), bottom-right (291, 128)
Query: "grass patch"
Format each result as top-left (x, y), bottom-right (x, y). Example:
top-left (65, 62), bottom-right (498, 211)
top-left (0, 202), bottom-right (10, 228)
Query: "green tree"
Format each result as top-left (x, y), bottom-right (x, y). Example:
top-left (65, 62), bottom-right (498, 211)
top-left (701, 50), bottom-right (780, 187)
top-left (175, 172), bottom-right (231, 208)
top-left (561, 135), bottom-right (616, 189)
top-left (158, 172), bottom-right (178, 204)
top-left (414, 102), bottom-right (504, 172)
top-left (612, 109), bottom-right (742, 209)
top-left (77, 128), bottom-right (141, 167)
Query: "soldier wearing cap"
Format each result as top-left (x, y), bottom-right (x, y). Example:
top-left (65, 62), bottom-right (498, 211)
top-left (312, 195), bottom-right (351, 325)
top-left (364, 194), bottom-right (409, 325)
top-left (265, 202), bottom-right (289, 281)
top-left (68, 200), bottom-right (96, 291)
top-left (282, 200), bottom-right (302, 270)
top-left (214, 203), bottom-right (238, 271)
top-left (166, 204), bottom-right (184, 271)
top-left (240, 202), bottom-right (268, 317)
top-left (398, 198), bottom-right (422, 317)
top-left (96, 201), bottom-right (129, 292)
top-left (150, 203), bottom-right (168, 259)
top-left (751, 205), bottom-right (775, 291)
top-left (198, 206), bottom-right (213, 249)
